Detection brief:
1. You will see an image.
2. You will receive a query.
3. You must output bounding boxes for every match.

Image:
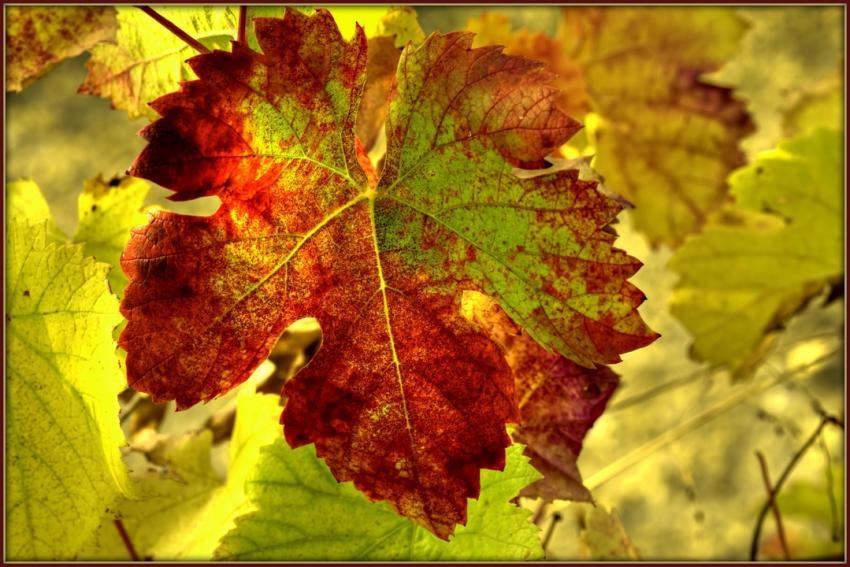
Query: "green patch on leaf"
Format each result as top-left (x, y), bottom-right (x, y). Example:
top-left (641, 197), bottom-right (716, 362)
top-left (216, 441), bottom-right (544, 560)
top-left (670, 129), bottom-right (843, 375)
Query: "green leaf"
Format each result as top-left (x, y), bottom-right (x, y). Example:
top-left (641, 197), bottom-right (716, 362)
top-left (81, 378), bottom-right (281, 560)
top-left (6, 179), bottom-right (67, 243)
top-left (669, 129), bottom-right (843, 374)
top-left (74, 175), bottom-right (151, 297)
top-left (6, 219), bottom-right (129, 559)
top-left (707, 7), bottom-right (843, 157)
top-left (216, 441), bottom-right (544, 561)
top-left (6, 6), bottom-right (117, 91)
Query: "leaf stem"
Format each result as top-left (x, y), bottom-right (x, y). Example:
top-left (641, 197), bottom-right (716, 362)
top-left (113, 518), bottom-right (141, 561)
top-left (819, 436), bottom-right (840, 542)
top-left (541, 512), bottom-right (562, 553)
top-left (749, 415), bottom-right (844, 560)
top-left (136, 6), bottom-right (210, 54)
top-left (755, 451), bottom-right (790, 560)
top-left (238, 6), bottom-right (247, 44)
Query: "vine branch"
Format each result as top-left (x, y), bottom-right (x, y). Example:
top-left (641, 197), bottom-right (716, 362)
top-left (749, 414), bottom-right (844, 560)
top-left (114, 518), bottom-right (141, 561)
top-left (238, 6), bottom-right (247, 44)
top-left (755, 451), bottom-right (790, 560)
top-left (136, 6), bottom-right (210, 54)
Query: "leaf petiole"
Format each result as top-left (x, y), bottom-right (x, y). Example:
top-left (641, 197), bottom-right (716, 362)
top-left (238, 6), bottom-right (247, 44)
top-left (135, 6), bottom-right (210, 54)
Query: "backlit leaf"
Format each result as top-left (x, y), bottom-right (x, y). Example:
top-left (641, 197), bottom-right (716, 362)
top-left (216, 441), bottom-right (544, 560)
top-left (6, 179), bottom-right (66, 243)
top-left (6, 218), bottom-right (129, 559)
top-left (669, 129), bottom-right (843, 374)
top-left (119, 9), bottom-right (656, 538)
top-left (79, 6), bottom-right (239, 119)
top-left (79, 6), bottom-right (421, 121)
top-left (6, 6), bottom-right (116, 91)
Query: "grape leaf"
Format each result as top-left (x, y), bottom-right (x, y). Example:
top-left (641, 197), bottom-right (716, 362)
top-left (119, 9), bottom-right (656, 538)
top-left (74, 175), bottom-right (151, 296)
top-left (8, 176), bottom-right (150, 297)
top-left (707, 7), bottom-right (843, 157)
top-left (79, 6), bottom-right (420, 121)
top-left (6, 219), bottom-right (129, 559)
top-left (5, 6), bottom-right (116, 91)
top-left (463, 291), bottom-right (619, 502)
top-left (82, 378), bottom-right (281, 560)
top-left (669, 129), bottom-right (843, 374)
top-left (562, 7), bottom-right (753, 246)
top-left (216, 441), bottom-right (543, 560)
top-left (79, 6), bottom-right (240, 119)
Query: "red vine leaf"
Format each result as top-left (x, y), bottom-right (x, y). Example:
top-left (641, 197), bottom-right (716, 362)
top-left (120, 9), bottom-right (657, 538)
top-left (464, 291), bottom-right (618, 502)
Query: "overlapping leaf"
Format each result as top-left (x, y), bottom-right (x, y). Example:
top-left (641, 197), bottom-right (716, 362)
top-left (670, 129), bottom-right (843, 374)
top-left (7, 176), bottom-right (151, 297)
top-left (79, 6), bottom-right (422, 121)
top-left (6, 6), bottom-right (116, 91)
top-left (6, 216), bottom-right (129, 559)
top-left (119, 9), bottom-right (656, 538)
top-left (79, 6), bottom-right (239, 119)
top-left (467, 13), bottom-right (589, 120)
top-left (216, 441), bottom-right (543, 560)
top-left (464, 291), bottom-right (619, 502)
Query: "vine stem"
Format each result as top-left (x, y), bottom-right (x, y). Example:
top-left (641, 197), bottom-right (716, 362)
top-left (755, 451), bottom-right (790, 560)
top-left (238, 6), bottom-right (247, 44)
top-left (114, 519), bottom-right (141, 561)
top-left (136, 6), bottom-right (210, 53)
top-left (749, 415), bottom-right (844, 560)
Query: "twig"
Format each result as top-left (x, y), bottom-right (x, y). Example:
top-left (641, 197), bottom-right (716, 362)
top-left (238, 6), bottom-right (247, 44)
top-left (755, 451), bottom-right (790, 560)
top-left (136, 6), bottom-right (210, 53)
top-left (749, 415), bottom-right (844, 560)
top-left (541, 512), bottom-right (562, 553)
top-left (583, 350), bottom-right (839, 493)
top-left (114, 518), bottom-right (141, 561)
top-left (819, 435), bottom-right (840, 542)
top-left (609, 367), bottom-right (719, 412)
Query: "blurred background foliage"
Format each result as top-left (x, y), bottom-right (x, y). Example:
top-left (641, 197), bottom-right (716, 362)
top-left (5, 4), bottom-right (844, 561)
